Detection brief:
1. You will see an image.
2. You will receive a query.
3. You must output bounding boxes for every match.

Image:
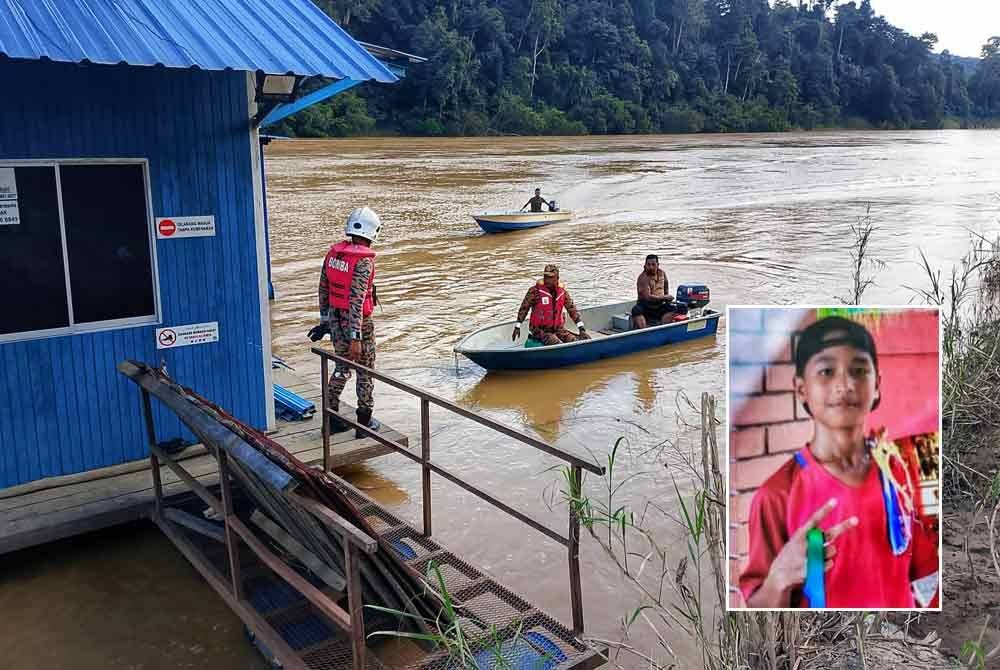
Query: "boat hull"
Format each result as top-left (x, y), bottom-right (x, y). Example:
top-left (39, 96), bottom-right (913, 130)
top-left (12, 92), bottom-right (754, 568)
top-left (472, 210), bottom-right (574, 233)
top-left (454, 302), bottom-right (721, 371)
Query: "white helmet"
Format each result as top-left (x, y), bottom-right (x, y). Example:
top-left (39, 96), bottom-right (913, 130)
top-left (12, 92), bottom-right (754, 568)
top-left (345, 207), bottom-right (382, 243)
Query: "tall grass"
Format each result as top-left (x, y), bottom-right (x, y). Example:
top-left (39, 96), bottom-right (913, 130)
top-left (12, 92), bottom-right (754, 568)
top-left (836, 205), bottom-right (886, 305)
top-left (908, 225), bottom-right (1000, 504)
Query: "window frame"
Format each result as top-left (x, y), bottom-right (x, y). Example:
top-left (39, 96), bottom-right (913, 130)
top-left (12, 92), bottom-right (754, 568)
top-left (0, 158), bottom-right (162, 344)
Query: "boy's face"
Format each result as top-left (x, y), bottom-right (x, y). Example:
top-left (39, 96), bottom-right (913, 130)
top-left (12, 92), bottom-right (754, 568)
top-left (795, 344), bottom-right (880, 429)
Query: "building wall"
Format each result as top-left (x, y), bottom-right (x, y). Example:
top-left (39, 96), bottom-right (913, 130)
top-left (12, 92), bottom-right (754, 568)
top-left (727, 308), bottom-right (940, 607)
top-left (0, 61), bottom-right (268, 487)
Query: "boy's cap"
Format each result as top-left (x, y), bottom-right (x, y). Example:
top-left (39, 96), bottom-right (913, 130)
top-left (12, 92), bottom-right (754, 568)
top-left (794, 316), bottom-right (878, 376)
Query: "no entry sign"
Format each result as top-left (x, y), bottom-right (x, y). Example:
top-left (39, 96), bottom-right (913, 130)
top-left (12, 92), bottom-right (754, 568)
top-left (158, 218), bottom-right (176, 237)
top-left (156, 215), bottom-right (215, 239)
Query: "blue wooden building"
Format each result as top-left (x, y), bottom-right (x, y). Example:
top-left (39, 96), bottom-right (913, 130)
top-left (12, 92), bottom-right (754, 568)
top-left (0, 0), bottom-right (399, 489)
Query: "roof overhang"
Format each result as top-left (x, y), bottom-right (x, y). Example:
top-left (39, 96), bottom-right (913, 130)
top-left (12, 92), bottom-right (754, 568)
top-left (0, 0), bottom-right (397, 83)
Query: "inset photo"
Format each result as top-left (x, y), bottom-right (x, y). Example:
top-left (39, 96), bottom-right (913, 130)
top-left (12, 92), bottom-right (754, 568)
top-left (726, 307), bottom-right (941, 611)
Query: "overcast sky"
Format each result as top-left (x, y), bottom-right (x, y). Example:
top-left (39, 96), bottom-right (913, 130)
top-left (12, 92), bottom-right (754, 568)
top-left (863, 0), bottom-right (998, 58)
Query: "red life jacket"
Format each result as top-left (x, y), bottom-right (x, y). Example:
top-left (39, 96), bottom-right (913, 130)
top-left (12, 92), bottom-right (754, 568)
top-left (324, 241), bottom-right (376, 317)
top-left (529, 281), bottom-right (567, 329)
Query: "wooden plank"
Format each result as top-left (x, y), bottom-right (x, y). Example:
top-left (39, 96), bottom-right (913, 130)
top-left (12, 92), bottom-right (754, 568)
top-left (228, 516), bottom-right (352, 632)
top-left (249, 510), bottom-right (347, 591)
top-left (287, 492), bottom-right (378, 554)
top-left (0, 424), bottom-right (401, 521)
top-left (163, 507), bottom-right (226, 543)
top-left (0, 430), bottom-right (405, 555)
top-left (0, 359), bottom-right (406, 555)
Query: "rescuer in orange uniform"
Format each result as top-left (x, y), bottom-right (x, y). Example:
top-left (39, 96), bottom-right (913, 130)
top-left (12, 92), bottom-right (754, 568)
top-left (309, 207), bottom-right (382, 437)
top-left (512, 264), bottom-right (590, 346)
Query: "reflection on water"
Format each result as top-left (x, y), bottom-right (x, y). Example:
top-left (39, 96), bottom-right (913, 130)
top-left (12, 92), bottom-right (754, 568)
top-left (4, 131), bottom-right (1000, 669)
top-left (459, 337), bottom-right (719, 440)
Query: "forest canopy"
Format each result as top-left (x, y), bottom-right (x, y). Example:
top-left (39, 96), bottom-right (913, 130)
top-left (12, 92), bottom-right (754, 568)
top-left (271, 1), bottom-right (1000, 137)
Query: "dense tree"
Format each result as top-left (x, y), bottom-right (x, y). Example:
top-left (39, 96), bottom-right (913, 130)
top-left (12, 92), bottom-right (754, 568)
top-left (970, 37), bottom-right (1000, 117)
top-left (290, 0), bottom-right (995, 136)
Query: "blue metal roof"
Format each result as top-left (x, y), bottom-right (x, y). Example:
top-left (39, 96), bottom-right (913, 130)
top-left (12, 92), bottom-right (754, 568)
top-left (0, 0), bottom-right (397, 82)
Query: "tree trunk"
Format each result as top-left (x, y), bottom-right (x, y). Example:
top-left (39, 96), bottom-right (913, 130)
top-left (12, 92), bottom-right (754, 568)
top-left (673, 16), bottom-right (686, 55)
top-left (517, 0), bottom-right (536, 52)
top-left (723, 51), bottom-right (731, 96)
top-left (530, 32), bottom-right (541, 99)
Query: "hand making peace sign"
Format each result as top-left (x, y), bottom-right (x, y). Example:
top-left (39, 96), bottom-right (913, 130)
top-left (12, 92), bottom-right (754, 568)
top-left (766, 498), bottom-right (859, 595)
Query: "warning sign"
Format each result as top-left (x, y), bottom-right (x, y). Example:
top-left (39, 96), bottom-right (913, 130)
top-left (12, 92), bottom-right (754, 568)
top-left (0, 168), bottom-right (20, 226)
top-left (155, 215), bottom-right (215, 239)
top-left (158, 219), bottom-right (176, 237)
top-left (155, 321), bottom-right (219, 349)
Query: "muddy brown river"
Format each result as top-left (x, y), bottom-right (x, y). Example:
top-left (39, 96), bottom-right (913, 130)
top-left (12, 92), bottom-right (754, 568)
top-left (2, 131), bottom-right (999, 669)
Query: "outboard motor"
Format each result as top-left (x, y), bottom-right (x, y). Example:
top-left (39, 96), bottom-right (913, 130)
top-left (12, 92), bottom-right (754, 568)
top-left (674, 284), bottom-right (710, 319)
top-left (547, 200), bottom-right (559, 212)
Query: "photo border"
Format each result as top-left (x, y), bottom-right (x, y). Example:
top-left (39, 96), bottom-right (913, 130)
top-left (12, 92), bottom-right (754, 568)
top-left (723, 304), bottom-right (944, 612)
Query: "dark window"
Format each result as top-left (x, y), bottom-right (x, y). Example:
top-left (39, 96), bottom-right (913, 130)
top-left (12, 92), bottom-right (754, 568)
top-left (0, 167), bottom-right (70, 335)
top-left (61, 164), bottom-right (155, 324)
top-left (0, 162), bottom-right (157, 340)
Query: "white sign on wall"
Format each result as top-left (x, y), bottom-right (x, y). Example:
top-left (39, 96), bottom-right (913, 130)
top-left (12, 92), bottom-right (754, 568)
top-left (155, 215), bottom-right (216, 239)
top-left (156, 321), bottom-right (220, 349)
top-left (0, 168), bottom-right (20, 226)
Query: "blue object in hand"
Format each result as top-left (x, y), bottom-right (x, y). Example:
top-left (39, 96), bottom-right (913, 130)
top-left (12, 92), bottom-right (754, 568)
top-left (803, 527), bottom-right (826, 608)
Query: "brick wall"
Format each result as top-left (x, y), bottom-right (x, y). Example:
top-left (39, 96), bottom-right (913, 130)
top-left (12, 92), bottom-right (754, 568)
top-left (727, 307), bottom-right (940, 608)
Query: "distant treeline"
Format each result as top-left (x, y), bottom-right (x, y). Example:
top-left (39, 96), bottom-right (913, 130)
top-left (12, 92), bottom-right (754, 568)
top-left (271, 1), bottom-right (1000, 137)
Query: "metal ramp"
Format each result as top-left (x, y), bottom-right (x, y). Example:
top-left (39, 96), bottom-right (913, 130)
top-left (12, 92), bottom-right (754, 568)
top-left (119, 358), bottom-right (606, 670)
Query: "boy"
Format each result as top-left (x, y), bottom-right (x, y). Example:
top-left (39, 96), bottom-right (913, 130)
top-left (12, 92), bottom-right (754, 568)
top-left (739, 316), bottom-right (938, 608)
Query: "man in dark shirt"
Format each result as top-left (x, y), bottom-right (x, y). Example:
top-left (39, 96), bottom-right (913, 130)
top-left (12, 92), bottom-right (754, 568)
top-left (521, 188), bottom-right (551, 213)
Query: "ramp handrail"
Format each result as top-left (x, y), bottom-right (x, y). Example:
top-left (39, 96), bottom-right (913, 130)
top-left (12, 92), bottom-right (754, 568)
top-left (121, 361), bottom-right (374, 670)
top-left (312, 347), bottom-right (605, 634)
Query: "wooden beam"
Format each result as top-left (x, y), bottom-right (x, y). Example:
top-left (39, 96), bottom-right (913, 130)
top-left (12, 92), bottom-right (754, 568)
top-left (287, 492), bottom-right (377, 554)
top-left (250, 509), bottom-right (346, 591)
top-left (227, 515), bottom-right (352, 632)
top-left (163, 507), bottom-right (226, 543)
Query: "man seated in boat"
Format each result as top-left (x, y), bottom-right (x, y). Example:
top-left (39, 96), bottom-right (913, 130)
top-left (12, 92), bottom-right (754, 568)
top-left (631, 254), bottom-right (674, 328)
top-left (512, 265), bottom-right (591, 345)
top-left (520, 188), bottom-right (552, 213)
top-left (738, 317), bottom-right (939, 609)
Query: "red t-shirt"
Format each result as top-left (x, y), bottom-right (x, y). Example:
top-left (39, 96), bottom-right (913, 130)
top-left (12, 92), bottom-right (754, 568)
top-left (739, 445), bottom-right (938, 608)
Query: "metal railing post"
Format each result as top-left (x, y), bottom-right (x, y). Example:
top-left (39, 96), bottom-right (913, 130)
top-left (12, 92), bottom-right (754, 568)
top-left (345, 541), bottom-right (366, 670)
top-left (421, 398), bottom-right (432, 536)
top-left (569, 465), bottom-right (584, 634)
top-left (321, 355), bottom-right (330, 472)
top-left (141, 390), bottom-right (163, 520)
top-left (309, 347), bottom-right (606, 634)
top-left (219, 451), bottom-right (244, 601)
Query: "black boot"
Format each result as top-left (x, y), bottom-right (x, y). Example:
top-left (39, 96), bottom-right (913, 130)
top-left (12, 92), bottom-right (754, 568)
top-left (327, 403), bottom-right (352, 434)
top-left (355, 408), bottom-right (381, 439)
